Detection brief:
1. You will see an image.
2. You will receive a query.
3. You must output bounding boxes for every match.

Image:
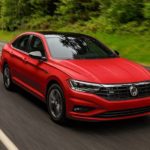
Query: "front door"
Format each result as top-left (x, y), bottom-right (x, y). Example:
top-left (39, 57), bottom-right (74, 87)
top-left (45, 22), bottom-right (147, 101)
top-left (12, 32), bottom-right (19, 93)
top-left (23, 35), bottom-right (48, 98)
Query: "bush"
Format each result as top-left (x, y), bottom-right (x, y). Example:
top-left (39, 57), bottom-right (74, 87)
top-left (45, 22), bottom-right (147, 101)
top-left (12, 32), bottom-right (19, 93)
top-left (107, 0), bottom-right (144, 24)
top-left (56, 0), bottom-right (101, 23)
top-left (25, 15), bottom-right (53, 30)
top-left (85, 17), bottom-right (117, 33)
top-left (144, 3), bottom-right (150, 19)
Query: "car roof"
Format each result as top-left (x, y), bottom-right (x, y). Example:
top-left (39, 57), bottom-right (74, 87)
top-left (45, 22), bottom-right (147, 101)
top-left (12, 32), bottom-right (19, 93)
top-left (35, 31), bottom-right (92, 38)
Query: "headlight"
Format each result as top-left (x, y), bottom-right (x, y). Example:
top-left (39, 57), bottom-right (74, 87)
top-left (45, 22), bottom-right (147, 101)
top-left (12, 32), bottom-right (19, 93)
top-left (69, 79), bottom-right (102, 93)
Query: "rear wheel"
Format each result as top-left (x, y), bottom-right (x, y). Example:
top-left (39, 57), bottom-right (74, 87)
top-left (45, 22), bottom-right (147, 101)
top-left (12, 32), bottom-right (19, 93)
top-left (47, 84), bottom-right (67, 124)
top-left (3, 64), bottom-right (14, 90)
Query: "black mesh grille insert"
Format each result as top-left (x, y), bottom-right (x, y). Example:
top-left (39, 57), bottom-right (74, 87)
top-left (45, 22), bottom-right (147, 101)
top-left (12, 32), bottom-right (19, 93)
top-left (94, 106), bottom-right (150, 118)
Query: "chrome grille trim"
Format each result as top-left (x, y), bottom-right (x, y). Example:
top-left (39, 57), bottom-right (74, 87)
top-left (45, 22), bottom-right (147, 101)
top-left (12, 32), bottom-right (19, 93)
top-left (101, 81), bottom-right (150, 88)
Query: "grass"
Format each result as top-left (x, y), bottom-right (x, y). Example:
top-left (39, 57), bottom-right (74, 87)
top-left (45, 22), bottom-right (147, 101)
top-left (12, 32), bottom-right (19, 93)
top-left (0, 31), bottom-right (21, 42)
top-left (93, 32), bottom-right (150, 65)
top-left (0, 30), bottom-right (149, 65)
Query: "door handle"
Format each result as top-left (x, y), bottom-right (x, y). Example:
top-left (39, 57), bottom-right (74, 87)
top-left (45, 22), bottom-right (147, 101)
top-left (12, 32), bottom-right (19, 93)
top-left (10, 51), bottom-right (14, 57)
top-left (22, 57), bottom-right (28, 63)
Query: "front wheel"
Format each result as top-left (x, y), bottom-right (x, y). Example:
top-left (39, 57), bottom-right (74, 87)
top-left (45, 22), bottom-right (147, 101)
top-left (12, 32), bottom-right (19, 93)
top-left (46, 84), bottom-right (67, 124)
top-left (3, 64), bottom-right (14, 90)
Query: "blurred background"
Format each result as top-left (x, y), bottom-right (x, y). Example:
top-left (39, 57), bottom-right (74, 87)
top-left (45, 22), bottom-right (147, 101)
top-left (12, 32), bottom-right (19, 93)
top-left (0, 0), bottom-right (150, 64)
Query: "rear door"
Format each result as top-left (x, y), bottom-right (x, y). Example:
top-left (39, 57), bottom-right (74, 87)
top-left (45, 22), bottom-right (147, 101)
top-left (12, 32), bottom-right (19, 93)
top-left (11, 35), bottom-right (31, 84)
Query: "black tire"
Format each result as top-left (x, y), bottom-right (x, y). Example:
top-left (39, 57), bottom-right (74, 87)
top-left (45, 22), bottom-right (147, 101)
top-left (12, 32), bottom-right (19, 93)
top-left (3, 64), bottom-right (14, 90)
top-left (46, 83), bottom-right (67, 124)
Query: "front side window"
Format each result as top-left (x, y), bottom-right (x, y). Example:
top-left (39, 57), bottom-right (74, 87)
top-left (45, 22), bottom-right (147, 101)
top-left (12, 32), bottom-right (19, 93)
top-left (29, 36), bottom-right (45, 57)
top-left (46, 35), bottom-right (117, 60)
top-left (12, 35), bottom-right (30, 52)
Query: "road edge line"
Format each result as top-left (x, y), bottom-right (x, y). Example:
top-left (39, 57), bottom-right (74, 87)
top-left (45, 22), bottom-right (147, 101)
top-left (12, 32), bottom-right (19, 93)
top-left (0, 129), bottom-right (19, 150)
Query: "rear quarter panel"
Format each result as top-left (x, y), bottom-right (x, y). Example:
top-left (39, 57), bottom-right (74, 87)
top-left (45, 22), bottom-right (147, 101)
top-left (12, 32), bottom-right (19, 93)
top-left (0, 51), bottom-right (2, 72)
top-left (0, 44), bottom-right (12, 73)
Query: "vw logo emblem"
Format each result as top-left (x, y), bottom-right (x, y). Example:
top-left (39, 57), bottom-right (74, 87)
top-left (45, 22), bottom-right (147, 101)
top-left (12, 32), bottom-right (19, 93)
top-left (129, 85), bottom-right (138, 97)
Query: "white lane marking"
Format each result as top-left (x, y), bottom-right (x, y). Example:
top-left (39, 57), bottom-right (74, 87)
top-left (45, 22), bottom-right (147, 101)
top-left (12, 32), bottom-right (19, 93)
top-left (0, 129), bottom-right (19, 150)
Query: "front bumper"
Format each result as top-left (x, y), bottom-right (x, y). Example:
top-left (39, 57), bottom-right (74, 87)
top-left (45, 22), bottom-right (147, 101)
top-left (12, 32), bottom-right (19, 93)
top-left (66, 90), bottom-right (150, 121)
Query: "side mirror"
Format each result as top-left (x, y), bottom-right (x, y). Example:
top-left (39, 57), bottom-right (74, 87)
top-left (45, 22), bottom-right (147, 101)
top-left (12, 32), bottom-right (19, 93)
top-left (29, 51), bottom-right (47, 61)
top-left (114, 50), bottom-right (119, 56)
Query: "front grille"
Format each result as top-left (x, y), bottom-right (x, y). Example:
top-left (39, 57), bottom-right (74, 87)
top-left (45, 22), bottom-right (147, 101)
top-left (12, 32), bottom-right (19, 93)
top-left (94, 106), bottom-right (150, 118)
top-left (96, 81), bottom-right (150, 100)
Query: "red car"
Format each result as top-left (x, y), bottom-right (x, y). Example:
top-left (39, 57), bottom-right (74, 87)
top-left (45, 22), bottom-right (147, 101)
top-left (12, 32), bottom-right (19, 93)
top-left (0, 31), bottom-right (150, 124)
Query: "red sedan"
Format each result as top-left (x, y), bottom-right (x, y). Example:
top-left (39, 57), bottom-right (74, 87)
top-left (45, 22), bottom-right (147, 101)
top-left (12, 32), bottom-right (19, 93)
top-left (0, 31), bottom-right (150, 124)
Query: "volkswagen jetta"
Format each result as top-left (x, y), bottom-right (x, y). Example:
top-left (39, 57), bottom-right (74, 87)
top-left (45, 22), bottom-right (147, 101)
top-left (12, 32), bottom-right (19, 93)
top-left (0, 31), bottom-right (150, 124)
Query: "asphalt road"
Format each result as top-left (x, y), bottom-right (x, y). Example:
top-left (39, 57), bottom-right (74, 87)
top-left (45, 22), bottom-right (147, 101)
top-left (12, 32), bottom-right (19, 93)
top-left (0, 42), bottom-right (150, 150)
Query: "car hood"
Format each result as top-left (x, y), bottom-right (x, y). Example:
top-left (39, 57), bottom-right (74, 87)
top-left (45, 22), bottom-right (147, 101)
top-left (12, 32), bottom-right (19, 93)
top-left (53, 58), bottom-right (150, 84)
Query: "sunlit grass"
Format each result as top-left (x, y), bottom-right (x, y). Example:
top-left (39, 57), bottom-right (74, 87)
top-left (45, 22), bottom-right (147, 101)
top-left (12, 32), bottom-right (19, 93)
top-left (93, 33), bottom-right (150, 65)
top-left (0, 31), bottom-right (21, 42)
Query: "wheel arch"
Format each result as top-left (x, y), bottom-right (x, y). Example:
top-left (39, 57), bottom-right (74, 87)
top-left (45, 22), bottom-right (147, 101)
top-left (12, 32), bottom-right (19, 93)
top-left (2, 60), bottom-right (8, 73)
top-left (45, 76), bottom-right (67, 101)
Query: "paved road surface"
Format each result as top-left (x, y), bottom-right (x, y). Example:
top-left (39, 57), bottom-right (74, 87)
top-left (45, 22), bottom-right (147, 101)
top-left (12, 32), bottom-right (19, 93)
top-left (0, 42), bottom-right (150, 150)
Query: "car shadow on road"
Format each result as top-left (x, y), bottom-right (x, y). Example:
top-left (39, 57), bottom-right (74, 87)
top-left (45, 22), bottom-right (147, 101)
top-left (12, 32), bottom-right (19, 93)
top-left (14, 84), bottom-right (150, 135)
top-left (13, 85), bottom-right (47, 113)
top-left (66, 116), bottom-right (150, 134)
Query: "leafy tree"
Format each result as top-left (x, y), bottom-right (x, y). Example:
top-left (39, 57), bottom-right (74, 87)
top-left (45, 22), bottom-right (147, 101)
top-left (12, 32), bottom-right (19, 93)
top-left (0, 1), bottom-right (2, 16)
top-left (0, 0), bottom-right (148, 31)
top-left (144, 2), bottom-right (150, 19)
top-left (30, 0), bottom-right (59, 16)
top-left (0, 0), bottom-right (17, 30)
top-left (56, 0), bottom-right (101, 22)
top-left (0, 0), bottom-right (32, 30)
top-left (107, 0), bottom-right (144, 23)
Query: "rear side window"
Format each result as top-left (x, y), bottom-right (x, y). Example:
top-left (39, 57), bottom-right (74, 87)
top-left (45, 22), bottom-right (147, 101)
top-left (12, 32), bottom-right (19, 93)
top-left (12, 35), bottom-right (30, 52)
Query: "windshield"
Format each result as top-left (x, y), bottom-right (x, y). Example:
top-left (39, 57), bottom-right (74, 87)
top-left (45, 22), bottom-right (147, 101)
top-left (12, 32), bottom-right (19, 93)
top-left (46, 35), bottom-right (117, 60)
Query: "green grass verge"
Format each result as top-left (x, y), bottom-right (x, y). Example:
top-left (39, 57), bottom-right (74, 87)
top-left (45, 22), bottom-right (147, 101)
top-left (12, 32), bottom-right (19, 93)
top-left (93, 32), bottom-right (150, 65)
top-left (0, 30), bottom-right (149, 65)
top-left (0, 31), bottom-right (21, 42)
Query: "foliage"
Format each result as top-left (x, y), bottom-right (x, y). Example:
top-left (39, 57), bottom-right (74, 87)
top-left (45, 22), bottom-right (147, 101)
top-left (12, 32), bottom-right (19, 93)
top-left (25, 15), bottom-right (53, 30)
top-left (0, 0), bottom-right (58, 30)
top-left (107, 0), bottom-right (145, 24)
top-left (56, 0), bottom-right (101, 22)
top-left (0, 0), bottom-right (149, 33)
top-left (30, 0), bottom-right (59, 16)
top-left (0, 0), bottom-right (32, 31)
top-left (144, 2), bottom-right (150, 19)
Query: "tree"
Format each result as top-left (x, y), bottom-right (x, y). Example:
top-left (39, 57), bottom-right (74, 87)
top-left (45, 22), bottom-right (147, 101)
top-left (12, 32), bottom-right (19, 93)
top-left (30, 0), bottom-right (59, 16)
top-left (0, 0), bottom-right (147, 31)
top-left (56, 0), bottom-right (101, 22)
top-left (0, 0), bottom-right (32, 30)
top-left (107, 0), bottom-right (144, 23)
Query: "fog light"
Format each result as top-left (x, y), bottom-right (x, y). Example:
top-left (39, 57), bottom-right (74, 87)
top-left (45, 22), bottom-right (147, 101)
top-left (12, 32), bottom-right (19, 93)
top-left (73, 106), bottom-right (94, 113)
